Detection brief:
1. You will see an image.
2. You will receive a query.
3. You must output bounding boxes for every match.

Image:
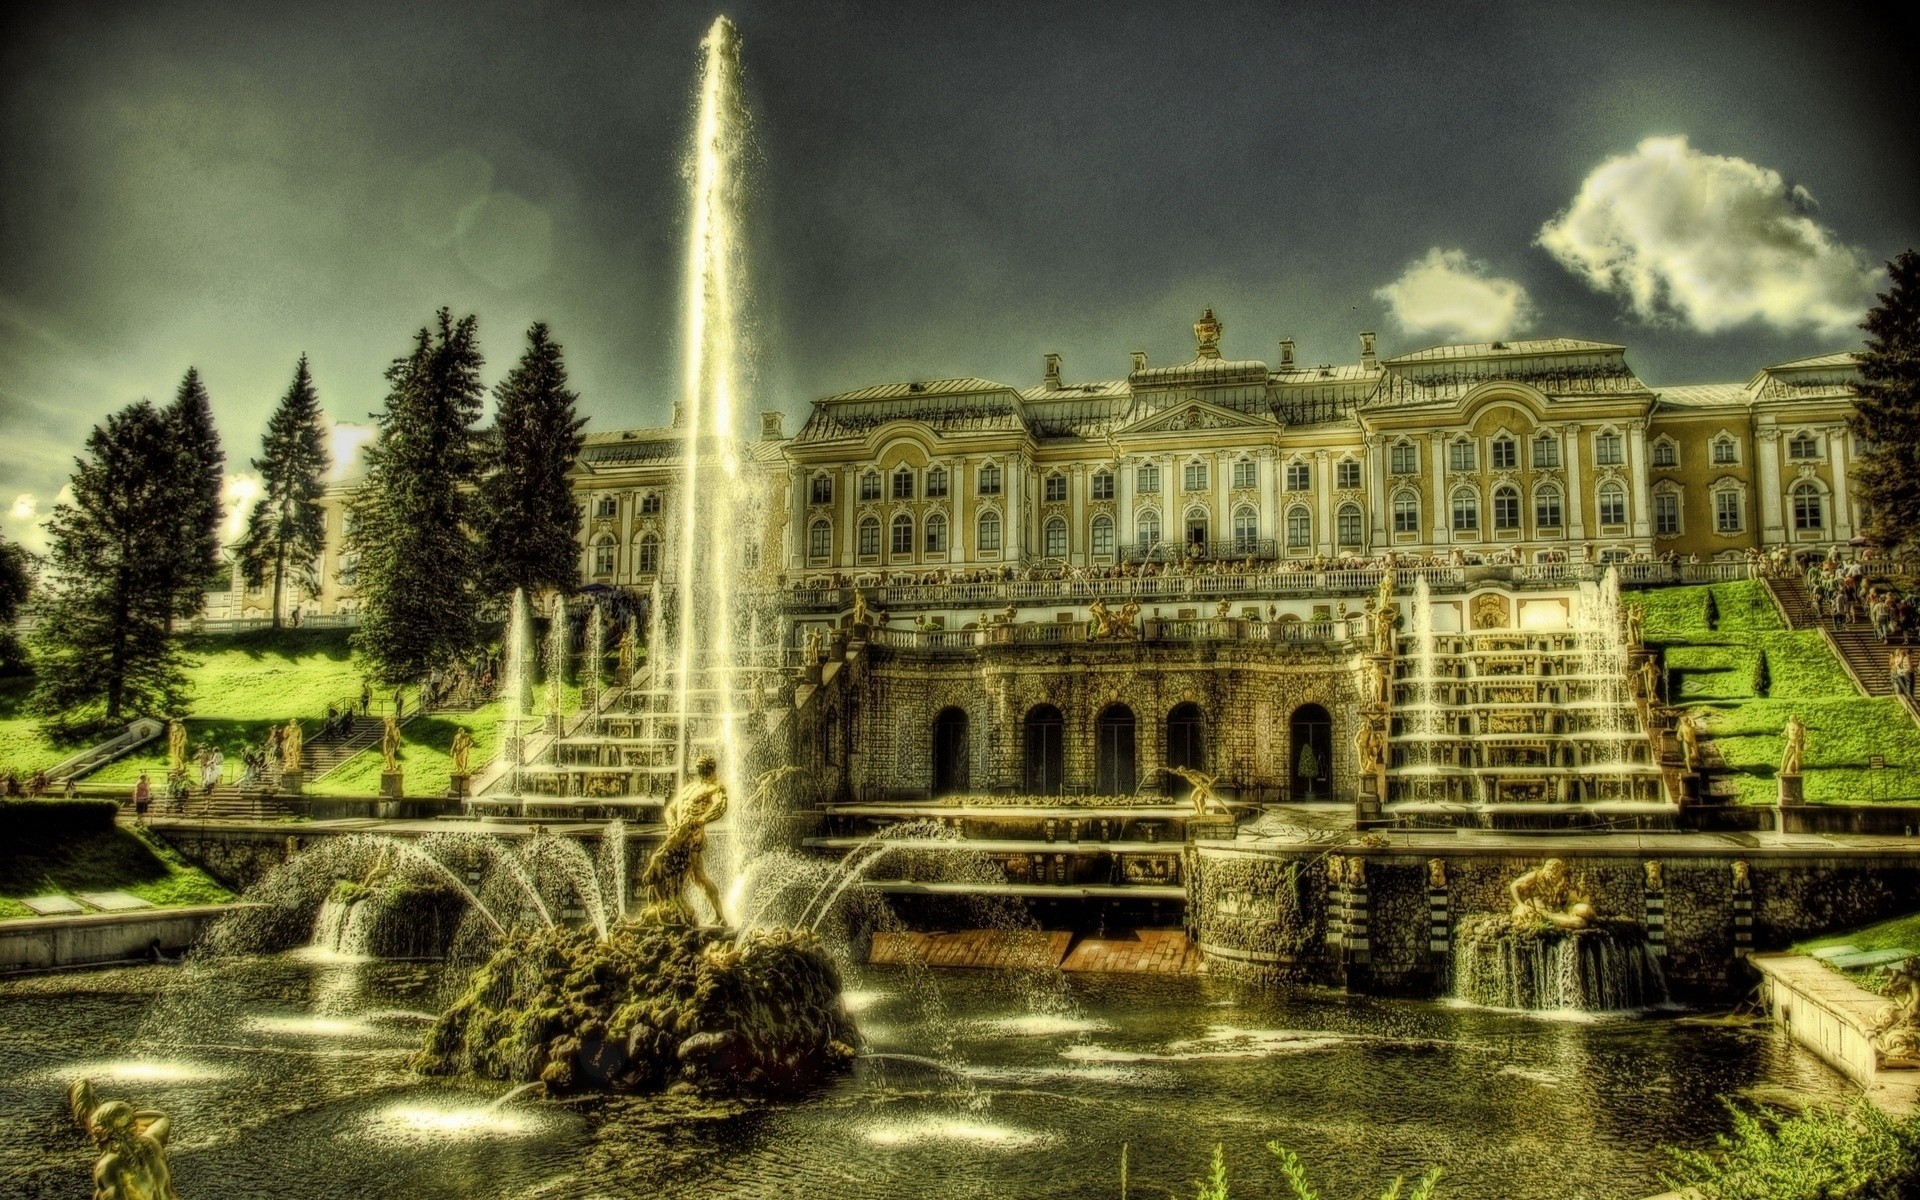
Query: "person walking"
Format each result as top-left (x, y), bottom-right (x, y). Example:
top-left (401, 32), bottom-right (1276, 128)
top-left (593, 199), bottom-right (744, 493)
top-left (132, 772), bottom-right (152, 825)
top-left (359, 681), bottom-right (372, 718)
top-left (1894, 648), bottom-right (1914, 700)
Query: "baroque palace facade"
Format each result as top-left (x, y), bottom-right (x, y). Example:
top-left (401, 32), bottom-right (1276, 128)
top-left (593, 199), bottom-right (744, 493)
top-left (266, 307), bottom-right (1861, 622)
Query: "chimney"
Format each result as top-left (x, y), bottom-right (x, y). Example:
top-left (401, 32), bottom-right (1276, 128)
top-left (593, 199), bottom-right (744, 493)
top-left (1279, 338), bottom-right (1295, 368)
top-left (671, 400), bottom-right (686, 428)
top-left (1043, 353), bottom-right (1063, 391)
top-left (1360, 331), bottom-right (1377, 368)
top-left (1130, 351), bottom-right (1148, 374)
top-left (760, 411), bottom-right (785, 441)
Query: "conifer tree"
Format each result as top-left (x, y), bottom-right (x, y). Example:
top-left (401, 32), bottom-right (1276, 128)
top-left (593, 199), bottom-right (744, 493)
top-left (1852, 249), bottom-right (1920, 554)
top-left (348, 310), bottom-right (486, 684)
top-left (0, 530), bottom-right (32, 675)
top-left (477, 323), bottom-right (587, 599)
top-left (164, 367), bottom-right (227, 615)
top-left (30, 401), bottom-right (192, 730)
top-left (1752, 649), bottom-right (1772, 699)
top-left (238, 356), bottom-right (331, 628)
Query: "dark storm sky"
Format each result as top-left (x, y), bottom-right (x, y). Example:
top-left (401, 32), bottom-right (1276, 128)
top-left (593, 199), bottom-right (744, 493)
top-left (2, 0), bottom-right (1916, 545)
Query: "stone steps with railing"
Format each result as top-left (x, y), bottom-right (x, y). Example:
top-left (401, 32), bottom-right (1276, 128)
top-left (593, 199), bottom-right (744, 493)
top-left (1766, 575), bottom-right (1899, 698)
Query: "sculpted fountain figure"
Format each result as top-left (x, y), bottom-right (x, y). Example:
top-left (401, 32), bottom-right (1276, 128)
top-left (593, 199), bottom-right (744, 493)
top-left (1780, 713), bottom-right (1806, 776)
top-left (1676, 712), bottom-right (1702, 771)
top-left (281, 718), bottom-right (303, 773)
top-left (1114, 600), bottom-right (1141, 639)
top-left (1168, 766), bottom-right (1225, 817)
top-left (1087, 597), bottom-right (1115, 639)
top-left (850, 590), bottom-right (869, 628)
top-left (639, 752), bottom-right (730, 925)
top-left (381, 714), bottom-right (401, 773)
top-left (1354, 721), bottom-right (1384, 775)
top-left (68, 1079), bottom-right (177, 1200)
top-left (167, 720), bottom-right (187, 776)
top-left (1508, 857), bottom-right (1596, 931)
top-left (449, 728), bottom-right (473, 776)
top-left (1624, 603), bottom-right (1643, 649)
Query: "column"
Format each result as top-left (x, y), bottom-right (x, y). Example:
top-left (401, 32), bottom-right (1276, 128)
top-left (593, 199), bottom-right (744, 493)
top-left (1070, 463), bottom-right (1085, 567)
top-left (1006, 454), bottom-right (1025, 563)
top-left (791, 470), bottom-right (809, 572)
top-left (1427, 431), bottom-right (1448, 545)
top-left (1627, 419), bottom-right (1651, 541)
top-left (1314, 449), bottom-right (1333, 556)
top-left (1756, 428), bottom-right (1785, 545)
top-left (1213, 450), bottom-right (1229, 554)
top-left (1118, 458), bottom-right (1133, 554)
top-left (1366, 434), bottom-right (1388, 546)
top-left (839, 467), bottom-right (855, 566)
top-left (955, 456), bottom-right (970, 566)
top-left (1829, 426), bottom-right (1853, 541)
top-left (1564, 425), bottom-right (1586, 541)
top-left (1261, 447), bottom-right (1279, 548)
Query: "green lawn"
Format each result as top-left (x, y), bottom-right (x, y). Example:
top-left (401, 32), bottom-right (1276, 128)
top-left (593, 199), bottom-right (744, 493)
top-left (1795, 910), bottom-right (1920, 957)
top-left (0, 811), bottom-right (233, 920)
top-left (1639, 580), bottom-right (1920, 803)
top-left (310, 703), bottom-right (507, 797)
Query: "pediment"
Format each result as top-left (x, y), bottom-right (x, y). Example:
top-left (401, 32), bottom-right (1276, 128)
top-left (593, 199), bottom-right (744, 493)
top-left (1117, 398), bottom-right (1272, 437)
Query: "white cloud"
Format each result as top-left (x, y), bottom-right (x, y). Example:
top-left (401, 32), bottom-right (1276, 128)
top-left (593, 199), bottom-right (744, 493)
top-left (4, 493), bottom-right (47, 555)
top-left (222, 472), bottom-right (262, 542)
top-left (1538, 135), bottom-right (1881, 337)
top-left (327, 420), bottom-right (377, 481)
top-left (1374, 247), bottom-right (1536, 342)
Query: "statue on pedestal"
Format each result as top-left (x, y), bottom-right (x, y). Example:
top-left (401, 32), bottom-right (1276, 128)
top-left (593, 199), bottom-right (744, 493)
top-left (166, 720), bottom-right (187, 777)
top-left (618, 624), bottom-right (637, 679)
top-left (1354, 721), bottom-right (1384, 775)
top-left (851, 590), bottom-right (870, 628)
top-left (449, 728), bottom-right (473, 776)
top-left (639, 753), bottom-right (730, 925)
top-left (1088, 596), bottom-right (1115, 639)
top-left (68, 1078), bottom-right (177, 1200)
top-left (1115, 600), bottom-right (1141, 639)
top-left (1169, 766), bottom-right (1224, 817)
top-left (281, 718), bottom-right (303, 774)
top-left (1780, 713), bottom-right (1806, 777)
top-left (1508, 857), bottom-right (1596, 931)
top-left (1677, 712), bottom-right (1702, 771)
top-left (381, 714), bottom-right (401, 773)
top-left (803, 627), bottom-right (823, 665)
top-left (1624, 604), bottom-right (1644, 649)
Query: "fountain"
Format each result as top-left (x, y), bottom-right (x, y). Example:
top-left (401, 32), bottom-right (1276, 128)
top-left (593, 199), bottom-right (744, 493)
top-left (1451, 857), bottom-right (1667, 1012)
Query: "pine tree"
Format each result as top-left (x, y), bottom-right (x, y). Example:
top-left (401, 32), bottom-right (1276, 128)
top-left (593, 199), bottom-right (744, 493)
top-left (348, 310), bottom-right (486, 684)
top-left (1703, 588), bottom-right (1719, 632)
top-left (30, 401), bottom-right (192, 731)
top-left (1753, 649), bottom-right (1772, 698)
top-left (0, 530), bottom-right (32, 675)
top-left (1853, 250), bottom-right (1920, 554)
top-left (238, 356), bottom-right (331, 628)
top-left (477, 323), bottom-right (587, 598)
top-left (164, 367), bottom-right (227, 616)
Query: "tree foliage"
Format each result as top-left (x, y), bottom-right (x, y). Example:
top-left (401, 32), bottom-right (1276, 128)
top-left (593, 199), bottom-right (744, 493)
top-left (477, 322), bottom-right (586, 599)
top-left (1852, 249), bottom-right (1920, 555)
top-left (348, 310), bottom-right (486, 684)
top-left (164, 367), bottom-right (227, 614)
top-left (0, 530), bottom-right (33, 675)
top-left (30, 402), bottom-right (194, 731)
top-left (1669, 1100), bottom-right (1920, 1200)
top-left (1704, 588), bottom-right (1720, 631)
top-left (238, 355), bottom-right (331, 628)
top-left (1752, 649), bottom-right (1772, 698)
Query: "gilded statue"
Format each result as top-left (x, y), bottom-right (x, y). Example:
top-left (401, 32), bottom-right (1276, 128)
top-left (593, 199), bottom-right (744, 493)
top-left (1354, 721), bottom-right (1384, 775)
top-left (1427, 858), bottom-right (1447, 889)
top-left (618, 624), bottom-right (637, 678)
top-left (281, 718), bottom-right (303, 774)
top-left (1346, 856), bottom-right (1366, 887)
top-left (1508, 857), bottom-right (1596, 931)
top-left (68, 1078), bottom-right (177, 1200)
top-left (1215, 598), bottom-right (1233, 620)
top-left (449, 728), bottom-right (473, 776)
top-left (1115, 600), bottom-right (1141, 640)
top-left (1731, 859), bottom-right (1751, 892)
top-left (1359, 659), bottom-right (1388, 706)
top-left (1780, 713), bottom-right (1806, 777)
top-left (1088, 597), bottom-right (1115, 639)
top-left (639, 753), bottom-right (730, 925)
top-left (1168, 765), bottom-right (1224, 817)
top-left (1643, 860), bottom-right (1663, 891)
top-left (1875, 957), bottom-right (1920, 1061)
top-left (851, 590), bottom-right (870, 628)
top-left (1624, 604), bottom-right (1644, 648)
top-left (166, 720), bottom-right (187, 776)
top-left (803, 627), bottom-right (822, 665)
top-left (381, 714), bottom-right (401, 773)
top-left (1638, 657), bottom-right (1660, 703)
top-left (1676, 712), bottom-right (1702, 771)
top-left (1325, 854), bottom-right (1345, 892)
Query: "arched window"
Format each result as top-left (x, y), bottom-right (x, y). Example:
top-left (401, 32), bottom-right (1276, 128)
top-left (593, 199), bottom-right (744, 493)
top-left (1095, 705), bottom-right (1137, 795)
top-left (1714, 486), bottom-right (1744, 533)
top-left (1044, 516), bottom-right (1068, 558)
top-left (1598, 482), bottom-right (1627, 526)
top-left (1286, 506), bottom-right (1311, 548)
top-left (1532, 433), bottom-right (1561, 468)
top-left (857, 516), bottom-right (881, 558)
top-left (1044, 471), bottom-right (1068, 502)
top-left (594, 495), bottom-right (617, 518)
top-left (1491, 435), bottom-right (1517, 471)
top-left (1289, 703), bottom-right (1332, 800)
top-left (1233, 506), bottom-right (1259, 553)
top-left (1451, 488), bottom-right (1479, 532)
top-left (1788, 431), bottom-right (1821, 461)
top-left (932, 707), bottom-right (968, 796)
top-left (1336, 503), bottom-right (1362, 546)
top-left (808, 519), bottom-right (832, 560)
top-left (1137, 509), bottom-right (1161, 554)
top-left (592, 536), bottom-right (616, 576)
top-left (1335, 458), bottom-right (1361, 489)
top-left (1390, 440), bottom-right (1418, 475)
top-left (1392, 491), bottom-right (1420, 535)
top-left (1232, 458), bottom-right (1258, 489)
top-left (1285, 459), bottom-right (1310, 491)
top-left (925, 512), bottom-right (949, 554)
top-left (810, 474), bottom-right (833, 505)
top-left (1136, 463), bottom-right (1161, 494)
top-left (976, 510), bottom-right (1002, 553)
top-left (890, 513), bottom-right (914, 556)
top-left (1183, 460), bottom-right (1209, 492)
top-left (1650, 438), bottom-right (1677, 468)
top-left (1024, 704), bottom-right (1065, 795)
top-left (1165, 702), bottom-right (1206, 794)
top-left (1091, 514), bottom-right (1115, 559)
top-left (891, 467), bottom-right (915, 500)
top-left (636, 533), bottom-right (661, 575)
top-left (1091, 469), bottom-right (1115, 500)
top-left (1185, 508), bottom-right (1208, 551)
top-left (978, 462), bottom-right (1003, 495)
top-left (860, 470), bottom-right (882, 501)
top-left (1535, 484), bottom-right (1563, 529)
top-left (1493, 485), bottom-right (1521, 531)
top-left (1792, 482), bottom-right (1825, 530)
top-left (1653, 486), bottom-right (1680, 535)
top-left (1711, 435), bottom-right (1738, 466)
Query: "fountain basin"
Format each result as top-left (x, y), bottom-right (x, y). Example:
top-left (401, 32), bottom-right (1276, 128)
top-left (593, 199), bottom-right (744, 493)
top-left (1452, 913), bottom-right (1668, 1012)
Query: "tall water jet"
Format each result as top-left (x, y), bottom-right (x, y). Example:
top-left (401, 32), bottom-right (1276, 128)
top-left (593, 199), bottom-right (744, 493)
top-left (583, 602), bottom-right (605, 721)
top-left (673, 14), bottom-right (754, 909)
top-left (545, 593), bottom-right (570, 735)
top-left (501, 589), bottom-right (534, 791)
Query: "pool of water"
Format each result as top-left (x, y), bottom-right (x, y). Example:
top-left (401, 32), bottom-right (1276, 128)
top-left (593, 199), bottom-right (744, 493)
top-left (0, 953), bottom-right (1851, 1199)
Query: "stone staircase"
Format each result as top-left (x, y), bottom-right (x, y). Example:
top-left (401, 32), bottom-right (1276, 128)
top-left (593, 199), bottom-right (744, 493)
top-left (1765, 575), bottom-right (1896, 697)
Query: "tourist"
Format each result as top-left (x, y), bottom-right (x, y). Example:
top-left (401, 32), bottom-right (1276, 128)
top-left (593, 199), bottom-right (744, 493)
top-left (132, 773), bottom-right (151, 825)
top-left (359, 681), bottom-right (372, 717)
top-left (27, 770), bottom-right (47, 798)
top-left (62, 777), bottom-right (77, 800)
top-left (1894, 649), bottom-right (1914, 700)
top-left (393, 686), bottom-right (405, 721)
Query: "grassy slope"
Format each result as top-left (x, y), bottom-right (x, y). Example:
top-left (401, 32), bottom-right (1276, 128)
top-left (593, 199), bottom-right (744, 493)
top-left (311, 682), bottom-right (576, 796)
top-left (1795, 910), bottom-right (1920, 956)
top-left (1640, 580), bottom-right (1920, 804)
top-left (0, 821), bottom-right (233, 920)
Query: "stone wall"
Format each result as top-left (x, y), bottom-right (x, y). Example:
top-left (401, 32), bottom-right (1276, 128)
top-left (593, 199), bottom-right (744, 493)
top-left (1192, 843), bottom-right (1920, 1000)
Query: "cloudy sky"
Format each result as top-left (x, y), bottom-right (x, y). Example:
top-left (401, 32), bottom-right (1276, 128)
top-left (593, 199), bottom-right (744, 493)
top-left (2, 0), bottom-right (1916, 550)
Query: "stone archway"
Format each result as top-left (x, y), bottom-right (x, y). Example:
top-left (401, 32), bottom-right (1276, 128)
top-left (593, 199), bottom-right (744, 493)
top-left (1289, 703), bottom-right (1333, 800)
top-left (1094, 704), bottom-right (1137, 795)
top-left (1165, 702), bottom-right (1206, 796)
top-left (932, 707), bottom-right (969, 797)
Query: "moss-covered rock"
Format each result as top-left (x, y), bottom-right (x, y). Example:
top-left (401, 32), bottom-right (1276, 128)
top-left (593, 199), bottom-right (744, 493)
top-left (415, 923), bottom-right (858, 1097)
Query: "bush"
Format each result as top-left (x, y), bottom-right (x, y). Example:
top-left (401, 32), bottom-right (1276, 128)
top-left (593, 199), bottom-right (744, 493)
top-left (1705, 587), bottom-right (1721, 631)
top-left (0, 798), bottom-right (118, 834)
top-left (1667, 1100), bottom-right (1920, 1199)
top-left (1138, 1143), bottom-right (1442, 1200)
top-left (1753, 650), bottom-right (1772, 698)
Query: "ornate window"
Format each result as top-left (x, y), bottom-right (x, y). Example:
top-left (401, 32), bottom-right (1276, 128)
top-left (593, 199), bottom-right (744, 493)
top-left (1788, 432), bottom-right (1821, 461)
top-left (925, 512), bottom-right (949, 554)
top-left (1336, 458), bottom-right (1361, 489)
top-left (1233, 506), bottom-right (1259, 552)
top-left (890, 513), bottom-right (914, 556)
top-left (1091, 514), bottom-right (1115, 558)
top-left (1535, 484), bottom-right (1563, 529)
top-left (860, 470), bottom-right (882, 501)
top-left (1532, 433), bottom-right (1561, 469)
top-left (925, 466), bottom-right (949, 498)
top-left (637, 533), bottom-right (661, 575)
top-left (1390, 441), bottom-right (1418, 475)
top-left (891, 467), bottom-right (915, 500)
top-left (1491, 436), bottom-right (1517, 471)
top-left (1448, 438), bottom-right (1477, 472)
top-left (1595, 430), bottom-right (1624, 466)
top-left (1137, 509), bottom-right (1161, 550)
top-left (1336, 503), bottom-right (1362, 546)
top-left (1653, 489), bottom-right (1680, 536)
top-left (1451, 487), bottom-right (1479, 532)
top-left (1044, 516), bottom-right (1068, 558)
top-left (1232, 459), bottom-right (1257, 490)
top-left (976, 510), bottom-right (1002, 553)
top-left (1492, 485), bottom-right (1521, 531)
top-left (1136, 463), bottom-right (1160, 494)
top-left (809, 474), bottom-right (833, 505)
top-left (594, 496), bottom-right (617, 518)
top-left (1714, 488), bottom-right (1743, 533)
top-left (1392, 491), bottom-right (1420, 534)
top-left (857, 516), bottom-right (881, 558)
top-left (1285, 506), bottom-right (1311, 548)
top-left (640, 491), bottom-right (662, 515)
top-left (1044, 471), bottom-right (1068, 502)
top-left (592, 537), bottom-right (615, 575)
top-left (1650, 438), bottom-right (1678, 468)
top-left (1091, 469), bottom-right (1115, 500)
top-left (1598, 483), bottom-right (1627, 527)
top-left (1792, 482), bottom-right (1825, 530)
top-left (808, 519), bottom-right (832, 559)
top-left (1183, 461), bottom-right (1209, 492)
top-left (978, 462), bottom-right (1003, 495)
top-left (1711, 436), bottom-right (1738, 466)
top-left (1285, 460), bottom-right (1310, 491)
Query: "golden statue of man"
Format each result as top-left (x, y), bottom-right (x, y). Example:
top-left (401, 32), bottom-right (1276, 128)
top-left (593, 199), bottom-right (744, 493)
top-left (1169, 765), bottom-right (1223, 817)
top-left (281, 718), bottom-right (303, 773)
top-left (381, 714), bottom-right (401, 774)
top-left (69, 1078), bottom-right (178, 1200)
top-left (449, 728), bottom-right (473, 776)
top-left (639, 753), bottom-right (730, 925)
top-left (1781, 713), bottom-right (1806, 777)
top-left (1354, 721), bottom-right (1384, 775)
top-left (1509, 857), bottom-right (1595, 931)
top-left (167, 720), bottom-right (188, 776)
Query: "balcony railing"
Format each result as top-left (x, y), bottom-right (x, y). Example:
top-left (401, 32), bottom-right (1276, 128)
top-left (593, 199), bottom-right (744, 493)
top-left (864, 615), bottom-right (1363, 652)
